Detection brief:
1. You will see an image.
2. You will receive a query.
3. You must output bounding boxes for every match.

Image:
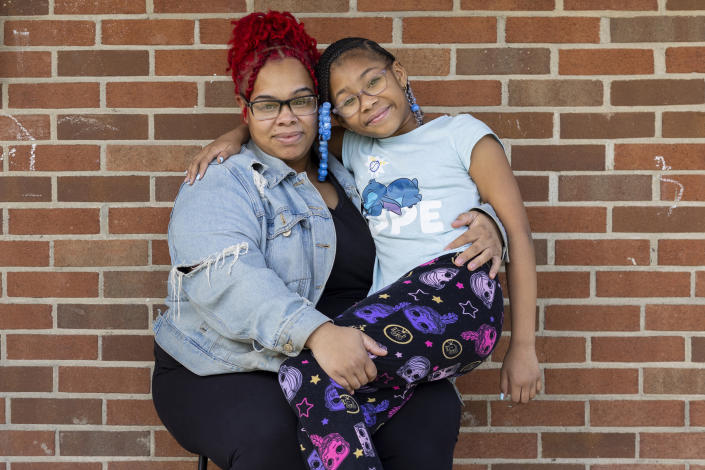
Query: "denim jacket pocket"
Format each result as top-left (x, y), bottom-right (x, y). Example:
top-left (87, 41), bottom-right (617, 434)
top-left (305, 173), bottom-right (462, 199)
top-left (265, 210), bottom-right (310, 288)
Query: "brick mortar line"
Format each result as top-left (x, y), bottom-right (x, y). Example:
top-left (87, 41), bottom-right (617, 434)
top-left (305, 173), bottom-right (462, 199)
top-left (149, 175), bottom-right (155, 204)
top-left (1, 299), bottom-right (165, 306)
top-left (4, 171), bottom-right (705, 177)
top-left (0, 264), bottom-right (701, 272)
top-left (497, 15), bottom-right (506, 46)
top-left (2, 83), bottom-right (9, 114)
top-left (1, 257), bottom-right (6, 297)
top-left (2, 393), bottom-right (695, 402)
top-left (6, 12), bottom-right (705, 19)
top-left (8, 331), bottom-right (704, 342)
top-left (94, 13), bottom-right (102, 46)
top-left (3, 423), bottom-right (704, 432)
top-left (147, 112), bottom-right (154, 141)
top-left (0, 327), bottom-right (5, 361)
top-left (2, 425), bottom-right (167, 433)
top-left (3, 394), bottom-right (700, 406)
top-left (1, 391), bottom-right (153, 398)
top-left (148, 47), bottom-right (156, 80)
top-left (548, 172), bottom-right (558, 203)
top-left (1, 360), bottom-right (154, 368)
top-left (9, 200), bottom-right (705, 207)
top-left (600, 16), bottom-right (609, 44)
top-left (193, 16), bottom-right (200, 46)
top-left (391, 17), bottom-right (401, 44)
top-left (5, 43), bottom-right (705, 52)
top-left (4, 394), bottom-right (10, 425)
top-left (1, 458), bottom-right (200, 463)
top-left (3, 330), bottom-right (155, 336)
top-left (3, 294), bottom-right (700, 306)
top-left (7, 102), bottom-right (705, 111)
top-left (455, 429), bottom-right (705, 436)
top-left (686, 329), bottom-right (693, 363)
top-left (5, 72), bottom-right (705, 82)
top-left (0, 201), bottom-right (175, 207)
top-left (449, 461), bottom-right (705, 467)
top-left (5, 201), bottom-right (705, 207)
top-left (692, 268), bottom-right (698, 298)
top-left (0, 234), bottom-right (168, 240)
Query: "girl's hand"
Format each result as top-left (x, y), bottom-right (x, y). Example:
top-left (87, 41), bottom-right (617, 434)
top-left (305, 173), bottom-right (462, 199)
top-left (446, 210), bottom-right (503, 278)
top-left (305, 323), bottom-right (387, 394)
top-left (185, 127), bottom-right (247, 184)
top-left (500, 343), bottom-right (542, 403)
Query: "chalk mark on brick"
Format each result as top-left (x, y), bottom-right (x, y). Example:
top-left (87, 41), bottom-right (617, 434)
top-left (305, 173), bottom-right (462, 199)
top-left (4, 114), bottom-right (37, 171)
top-left (654, 155), bottom-right (683, 216)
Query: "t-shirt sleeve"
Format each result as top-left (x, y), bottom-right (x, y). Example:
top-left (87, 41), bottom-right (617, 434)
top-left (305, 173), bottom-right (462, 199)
top-left (450, 114), bottom-right (502, 171)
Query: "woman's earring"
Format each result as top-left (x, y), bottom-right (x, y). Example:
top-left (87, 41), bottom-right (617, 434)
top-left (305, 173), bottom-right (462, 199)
top-left (318, 102), bottom-right (332, 181)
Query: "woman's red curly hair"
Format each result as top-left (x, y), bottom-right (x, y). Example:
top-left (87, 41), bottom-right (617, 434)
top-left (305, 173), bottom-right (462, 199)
top-left (227, 11), bottom-right (320, 116)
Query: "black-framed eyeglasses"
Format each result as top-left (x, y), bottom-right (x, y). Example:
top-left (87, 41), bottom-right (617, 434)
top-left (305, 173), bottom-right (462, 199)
top-left (333, 69), bottom-right (388, 118)
top-left (243, 94), bottom-right (318, 121)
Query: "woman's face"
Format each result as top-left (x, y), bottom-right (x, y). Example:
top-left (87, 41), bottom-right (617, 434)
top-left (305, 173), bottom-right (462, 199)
top-left (329, 52), bottom-right (416, 139)
top-left (237, 57), bottom-right (317, 170)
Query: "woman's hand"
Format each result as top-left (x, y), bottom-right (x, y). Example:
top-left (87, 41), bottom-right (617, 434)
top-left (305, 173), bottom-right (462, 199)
top-left (445, 210), bottom-right (503, 278)
top-left (305, 323), bottom-right (388, 394)
top-left (185, 126), bottom-right (248, 184)
top-left (499, 343), bottom-right (542, 404)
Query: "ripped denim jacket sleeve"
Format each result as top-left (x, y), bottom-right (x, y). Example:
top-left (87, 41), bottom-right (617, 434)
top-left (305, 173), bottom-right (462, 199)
top-left (167, 165), bottom-right (330, 357)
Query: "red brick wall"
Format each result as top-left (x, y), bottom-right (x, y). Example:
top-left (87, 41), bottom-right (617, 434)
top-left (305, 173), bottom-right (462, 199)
top-left (1, 0), bottom-right (704, 468)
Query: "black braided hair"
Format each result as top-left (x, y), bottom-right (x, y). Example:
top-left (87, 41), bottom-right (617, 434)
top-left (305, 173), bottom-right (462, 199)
top-left (315, 37), bottom-right (424, 125)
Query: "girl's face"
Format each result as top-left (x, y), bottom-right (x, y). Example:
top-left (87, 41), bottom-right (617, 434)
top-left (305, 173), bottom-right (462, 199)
top-left (236, 57), bottom-right (317, 170)
top-left (329, 52), bottom-right (418, 138)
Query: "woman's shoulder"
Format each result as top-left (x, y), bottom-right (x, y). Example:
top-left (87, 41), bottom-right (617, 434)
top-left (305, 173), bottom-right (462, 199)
top-left (174, 148), bottom-right (261, 211)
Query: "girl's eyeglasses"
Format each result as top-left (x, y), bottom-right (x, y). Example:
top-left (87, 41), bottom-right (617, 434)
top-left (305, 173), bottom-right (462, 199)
top-left (333, 69), bottom-right (388, 118)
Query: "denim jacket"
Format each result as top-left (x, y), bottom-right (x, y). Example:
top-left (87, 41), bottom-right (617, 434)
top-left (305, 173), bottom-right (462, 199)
top-left (154, 141), bottom-right (508, 376)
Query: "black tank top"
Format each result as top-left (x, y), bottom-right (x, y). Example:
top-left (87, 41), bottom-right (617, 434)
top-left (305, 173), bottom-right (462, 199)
top-left (316, 174), bottom-right (376, 319)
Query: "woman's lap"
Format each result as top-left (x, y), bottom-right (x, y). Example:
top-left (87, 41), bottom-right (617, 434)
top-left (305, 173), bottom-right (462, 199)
top-left (152, 343), bottom-right (461, 470)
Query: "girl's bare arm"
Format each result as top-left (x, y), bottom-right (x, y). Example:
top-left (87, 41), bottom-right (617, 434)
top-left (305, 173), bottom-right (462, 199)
top-left (469, 135), bottom-right (541, 403)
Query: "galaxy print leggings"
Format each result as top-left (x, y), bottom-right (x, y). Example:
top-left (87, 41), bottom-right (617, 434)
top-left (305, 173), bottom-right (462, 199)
top-left (279, 253), bottom-right (504, 470)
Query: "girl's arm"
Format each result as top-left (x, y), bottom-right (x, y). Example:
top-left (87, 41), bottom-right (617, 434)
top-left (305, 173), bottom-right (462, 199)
top-left (469, 135), bottom-right (541, 404)
top-left (185, 126), bottom-right (345, 184)
top-left (185, 125), bottom-right (250, 184)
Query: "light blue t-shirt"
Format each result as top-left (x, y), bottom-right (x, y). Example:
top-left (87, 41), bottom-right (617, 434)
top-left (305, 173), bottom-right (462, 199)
top-left (342, 114), bottom-right (498, 293)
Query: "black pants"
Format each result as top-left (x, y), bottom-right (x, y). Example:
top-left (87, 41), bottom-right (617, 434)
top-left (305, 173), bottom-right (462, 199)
top-left (281, 254), bottom-right (503, 470)
top-left (152, 342), bottom-right (462, 470)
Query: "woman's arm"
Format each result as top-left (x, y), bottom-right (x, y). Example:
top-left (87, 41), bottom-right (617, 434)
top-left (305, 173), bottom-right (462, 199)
top-left (185, 126), bottom-right (345, 184)
top-left (172, 164), bottom-right (385, 391)
top-left (469, 135), bottom-right (541, 404)
top-left (171, 166), bottom-right (329, 354)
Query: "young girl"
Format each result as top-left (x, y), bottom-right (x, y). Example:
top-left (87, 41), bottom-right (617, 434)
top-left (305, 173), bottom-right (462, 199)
top-left (192, 35), bottom-right (540, 470)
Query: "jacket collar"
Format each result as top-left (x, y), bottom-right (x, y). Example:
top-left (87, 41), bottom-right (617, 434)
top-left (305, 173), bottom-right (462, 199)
top-left (243, 141), bottom-right (351, 190)
top-left (245, 141), bottom-right (297, 188)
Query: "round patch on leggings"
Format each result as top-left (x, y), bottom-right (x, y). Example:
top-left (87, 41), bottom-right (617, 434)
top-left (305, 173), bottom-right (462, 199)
top-left (339, 394), bottom-right (360, 414)
top-left (383, 324), bottom-right (413, 344)
top-left (442, 339), bottom-right (462, 359)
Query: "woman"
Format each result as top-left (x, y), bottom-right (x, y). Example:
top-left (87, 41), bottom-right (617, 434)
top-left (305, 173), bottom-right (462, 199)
top-left (152, 12), bottom-right (507, 470)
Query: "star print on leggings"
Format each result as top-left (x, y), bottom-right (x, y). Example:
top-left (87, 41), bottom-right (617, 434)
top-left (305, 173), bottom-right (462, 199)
top-left (296, 397), bottom-right (314, 417)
